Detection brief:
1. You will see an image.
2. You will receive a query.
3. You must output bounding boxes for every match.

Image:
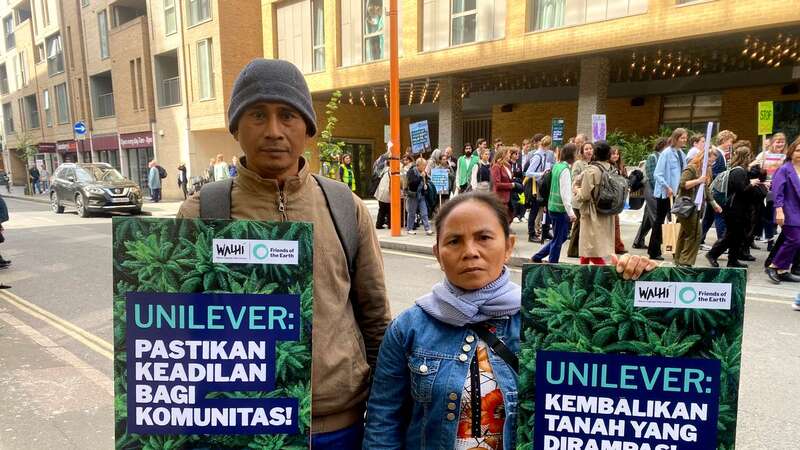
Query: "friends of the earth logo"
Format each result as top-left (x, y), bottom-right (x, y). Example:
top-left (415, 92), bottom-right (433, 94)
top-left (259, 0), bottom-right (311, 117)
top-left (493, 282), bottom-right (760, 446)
top-left (212, 239), bottom-right (299, 265)
top-left (634, 282), bottom-right (732, 310)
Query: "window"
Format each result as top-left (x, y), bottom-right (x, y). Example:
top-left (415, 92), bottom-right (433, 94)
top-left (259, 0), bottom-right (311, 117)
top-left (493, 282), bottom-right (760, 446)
top-left (66, 27), bottom-right (74, 69)
top-left (16, 98), bottom-right (23, 130)
top-left (3, 15), bottom-right (14, 51)
top-left (136, 57), bottom-right (144, 108)
top-left (363, 0), bottom-right (384, 61)
top-left (55, 83), bottom-right (69, 123)
top-left (187, 0), bottom-right (211, 27)
top-left (661, 93), bottom-right (722, 133)
top-left (90, 72), bottom-right (114, 118)
top-left (40, 0), bottom-right (50, 27)
top-left (0, 64), bottom-right (7, 94)
top-left (528, 0), bottom-right (648, 31)
top-left (155, 51), bottom-right (181, 107)
top-left (81, 0), bottom-right (89, 7)
top-left (276, 0), bottom-right (325, 73)
top-left (98, 10), bottom-right (109, 59)
top-left (312, 0), bottom-right (324, 71)
top-left (196, 38), bottom-right (214, 100)
top-left (46, 33), bottom-right (63, 76)
top-left (130, 60), bottom-right (138, 110)
top-left (164, 0), bottom-right (177, 35)
top-left (43, 89), bottom-right (51, 127)
top-left (24, 94), bottom-right (40, 129)
top-left (422, 0), bottom-right (504, 51)
top-left (2, 102), bottom-right (14, 132)
top-left (16, 50), bottom-right (27, 87)
top-left (129, 58), bottom-right (145, 110)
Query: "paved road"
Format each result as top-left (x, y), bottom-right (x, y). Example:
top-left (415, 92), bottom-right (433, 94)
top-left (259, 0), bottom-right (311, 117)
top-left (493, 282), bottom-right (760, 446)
top-left (0, 198), bottom-right (798, 449)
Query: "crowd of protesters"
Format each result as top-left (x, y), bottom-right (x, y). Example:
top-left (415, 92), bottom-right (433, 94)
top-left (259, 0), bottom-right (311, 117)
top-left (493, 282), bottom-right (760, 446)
top-left (364, 127), bottom-right (800, 311)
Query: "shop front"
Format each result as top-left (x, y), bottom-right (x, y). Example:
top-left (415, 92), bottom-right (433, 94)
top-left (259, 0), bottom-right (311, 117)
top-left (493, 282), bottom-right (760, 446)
top-left (57, 140), bottom-right (78, 163)
top-left (120, 131), bottom-right (154, 192)
top-left (91, 133), bottom-right (119, 170)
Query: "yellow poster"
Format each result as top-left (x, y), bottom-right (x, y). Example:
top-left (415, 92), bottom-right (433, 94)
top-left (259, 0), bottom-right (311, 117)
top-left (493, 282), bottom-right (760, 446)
top-left (758, 101), bottom-right (774, 136)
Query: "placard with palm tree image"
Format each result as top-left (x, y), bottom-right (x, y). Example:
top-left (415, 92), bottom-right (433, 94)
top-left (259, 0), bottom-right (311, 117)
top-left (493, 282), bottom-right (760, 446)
top-left (516, 265), bottom-right (745, 450)
top-left (112, 217), bottom-right (313, 450)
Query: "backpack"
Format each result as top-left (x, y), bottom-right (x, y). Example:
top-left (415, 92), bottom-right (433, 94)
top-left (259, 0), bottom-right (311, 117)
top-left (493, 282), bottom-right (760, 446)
top-left (710, 166), bottom-right (743, 206)
top-left (157, 165), bottom-right (167, 179)
top-left (536, 169), bottom-right (553, 203)
top-left (198, 175), bottom-right (358, 278)
top-left (591, 162), bottom-right (629, 215)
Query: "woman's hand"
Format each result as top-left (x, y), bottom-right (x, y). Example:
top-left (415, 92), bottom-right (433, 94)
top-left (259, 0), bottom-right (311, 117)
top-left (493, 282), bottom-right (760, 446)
top-left (611, 254), bottom-right (659, 280)
top-left (776, 208), bottom-right (785, 227)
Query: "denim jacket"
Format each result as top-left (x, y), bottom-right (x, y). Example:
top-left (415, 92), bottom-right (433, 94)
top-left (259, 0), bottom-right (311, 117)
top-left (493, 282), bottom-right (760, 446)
top-left (363, 306), bottom-right (520, 450)
top-left (653, 146), bottom-right (686, 199)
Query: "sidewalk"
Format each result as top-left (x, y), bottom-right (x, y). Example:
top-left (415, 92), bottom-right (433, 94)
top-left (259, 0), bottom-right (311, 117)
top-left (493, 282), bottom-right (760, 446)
top-left (10, 187), bottom-right (794, 302)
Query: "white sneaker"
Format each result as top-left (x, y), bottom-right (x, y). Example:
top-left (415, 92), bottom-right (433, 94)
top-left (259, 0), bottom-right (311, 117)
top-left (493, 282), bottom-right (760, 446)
top-left (407, 230), bottom-right (416, 235)
top-left (514, 217), bottom-right (521, 223)
top-left (425, 230), bottom-right (434, 236)
top-left (700, 244), bottom-right (711, 251)
top-left (521, 217), bottom-right (527, 223)
top-left (793, 302), bottom-right (800, 311)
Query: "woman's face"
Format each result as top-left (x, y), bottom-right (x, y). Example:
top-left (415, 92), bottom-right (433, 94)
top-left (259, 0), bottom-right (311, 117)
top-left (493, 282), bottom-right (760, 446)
top-left (510, 151), bottom-right (519, 162)
top-left (440, 156), bottom-right (448, 165)
top-left (706, 151), bottom-right (718, 169)
top-left (582, 144), bottom-right (594, 161)
top-left (791, 147), bottom-right (800, 165)
top-left (694, 137), bottom-right (705, 149)
top-left (677, 133), bottom-right (688, 148)
top-left (773, 135), bottom-right (787, 152)
top-left (434, 201), bottom-right (515, 291)
top-left (343, 155), bottom-right (351, 164)
top-left (610, 150), bottom-right (619, 163)
top-left (481, 150), bottom-right (490, 162)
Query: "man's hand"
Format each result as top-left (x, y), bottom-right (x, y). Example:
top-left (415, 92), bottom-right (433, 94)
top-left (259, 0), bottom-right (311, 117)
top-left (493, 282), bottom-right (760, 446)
top-left (611, 254), bottom-right (659, 280)
top-left (713, 205), bottom-right (723, 214)
top-left (666, 187), bottom-right (674, 198)
top-left (776, 208), bottom-right (785, 227)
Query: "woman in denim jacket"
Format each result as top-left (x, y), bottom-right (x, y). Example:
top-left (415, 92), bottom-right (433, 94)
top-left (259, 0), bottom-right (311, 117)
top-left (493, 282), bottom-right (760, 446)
top-left (363, 193), bottom-right (655, 449)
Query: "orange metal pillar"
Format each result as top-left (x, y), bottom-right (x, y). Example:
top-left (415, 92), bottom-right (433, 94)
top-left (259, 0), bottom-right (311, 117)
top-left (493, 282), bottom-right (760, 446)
top-left (389, 0), bottom-right (401, 236)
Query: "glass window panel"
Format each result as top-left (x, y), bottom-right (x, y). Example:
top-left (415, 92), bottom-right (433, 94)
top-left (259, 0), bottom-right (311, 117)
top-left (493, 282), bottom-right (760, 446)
top-left (364, 0), bottom-right (384, 61)
top-left (452, 0), bottom-right (476, 14)
top-left (98, 11), bottom-right (109, 59)
top-left (451, 14), bottom-right (476, 45)
top-left (197, 39), bottom-right (214, 99)
top-left (164, 0), bottom-right (177, 35)
top-left (55, 83), bottom-right (69, 123)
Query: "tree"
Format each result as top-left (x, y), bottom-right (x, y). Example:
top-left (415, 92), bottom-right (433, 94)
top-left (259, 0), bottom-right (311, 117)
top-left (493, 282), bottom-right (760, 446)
top-left (14, 130), bottom-right (37, 195)
top-left (316, 90), bottom-right (346, 178)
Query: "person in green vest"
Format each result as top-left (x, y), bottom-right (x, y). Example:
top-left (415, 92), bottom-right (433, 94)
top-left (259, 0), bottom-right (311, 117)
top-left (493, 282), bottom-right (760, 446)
top-left (531, 143), bottom-right (577, 263)
top-left (455, 143), bottom-right (479, 194)
top-left (339, 154), bottom-right (357, 192)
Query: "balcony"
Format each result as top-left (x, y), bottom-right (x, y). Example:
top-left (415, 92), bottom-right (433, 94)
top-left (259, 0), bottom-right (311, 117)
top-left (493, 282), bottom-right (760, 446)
top-left (154, 50), bottom-right (180, 107)
top-left (95, 92), bottom-right (115, 118)
top-left (91, 71), bottom-right (115, 119)
top-left (160, 77), bottom-right (180, 107)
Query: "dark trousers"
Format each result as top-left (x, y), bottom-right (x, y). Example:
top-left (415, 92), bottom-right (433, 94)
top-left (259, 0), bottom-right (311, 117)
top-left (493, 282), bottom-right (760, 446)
top-left (633, 213), bottom-right (652, 247)
top-left (708, 208), bottom-right (747, 264)
top-left (527, 201), bottom-right (540, 238)
top-left (567, 209), bottom-right (581, 258)
top-left (150, 188), bottom-right (162, 202)
top-left (534, 211), bottom-right (570, 263)
top-left (701, 203), bottom-right (726, 244)
top-left (179, 182), bottom-right (188, 199)
top-left (311, 422), bottom-right (364, 449)
top-left (648, 198), bottom-right (671, 258)
top-left (376, 201), bottom-right (391, 229)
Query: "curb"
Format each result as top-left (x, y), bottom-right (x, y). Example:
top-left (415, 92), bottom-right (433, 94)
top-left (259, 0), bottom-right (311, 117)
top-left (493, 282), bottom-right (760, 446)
top-left (4, 194), bottom-right (50, 205)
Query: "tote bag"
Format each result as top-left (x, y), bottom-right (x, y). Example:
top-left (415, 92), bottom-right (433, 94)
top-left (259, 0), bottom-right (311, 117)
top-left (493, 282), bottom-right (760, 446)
top-left (661, 198), bottom-right (681, 254)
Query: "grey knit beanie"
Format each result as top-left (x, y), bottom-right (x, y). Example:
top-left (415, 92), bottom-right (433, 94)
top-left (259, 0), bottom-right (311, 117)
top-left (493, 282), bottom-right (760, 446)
top-left (227, 59), bottom-right (317, 136)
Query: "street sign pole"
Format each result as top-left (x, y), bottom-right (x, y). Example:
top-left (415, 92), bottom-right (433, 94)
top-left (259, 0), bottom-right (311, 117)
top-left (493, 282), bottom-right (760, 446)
top-left (389, 0), bottom-right (401, 236)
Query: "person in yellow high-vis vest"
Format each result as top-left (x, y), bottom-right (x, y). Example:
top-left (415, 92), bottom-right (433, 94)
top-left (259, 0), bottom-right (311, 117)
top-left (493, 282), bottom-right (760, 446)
top-left (340, 154), bottom-right (357, 192)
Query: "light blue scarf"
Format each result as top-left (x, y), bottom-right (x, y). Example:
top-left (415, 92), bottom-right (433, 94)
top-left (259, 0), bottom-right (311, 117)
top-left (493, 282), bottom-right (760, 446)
top-left (416, 267), bottom-right (521, 327)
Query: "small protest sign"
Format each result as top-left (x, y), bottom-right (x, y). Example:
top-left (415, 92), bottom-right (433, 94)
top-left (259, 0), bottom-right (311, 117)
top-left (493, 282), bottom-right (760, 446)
top-left (410, 120), bottom-right (431, 154)
top-left (430, 168), bottom-right (450, 194)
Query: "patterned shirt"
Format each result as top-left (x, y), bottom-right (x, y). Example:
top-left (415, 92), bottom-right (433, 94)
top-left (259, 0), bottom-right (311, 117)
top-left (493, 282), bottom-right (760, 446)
top-left (455, 341), bottom-right (506, 450)
top-left (645, 152), bottom-right (659, 190)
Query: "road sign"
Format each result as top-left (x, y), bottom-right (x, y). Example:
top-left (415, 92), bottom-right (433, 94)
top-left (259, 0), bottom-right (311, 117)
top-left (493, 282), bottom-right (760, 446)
top-left (758, 101), bottom-right (773, 136)
top-left (73, 121), bottom-right (87, 135)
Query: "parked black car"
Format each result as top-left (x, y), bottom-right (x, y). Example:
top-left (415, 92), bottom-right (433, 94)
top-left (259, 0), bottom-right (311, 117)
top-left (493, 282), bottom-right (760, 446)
top-left (49, 163), bottom-right (143, 217)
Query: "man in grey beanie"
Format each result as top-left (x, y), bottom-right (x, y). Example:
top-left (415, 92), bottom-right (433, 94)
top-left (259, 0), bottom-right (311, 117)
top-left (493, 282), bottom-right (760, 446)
top-left (177, 59), bottom-right (390, 448)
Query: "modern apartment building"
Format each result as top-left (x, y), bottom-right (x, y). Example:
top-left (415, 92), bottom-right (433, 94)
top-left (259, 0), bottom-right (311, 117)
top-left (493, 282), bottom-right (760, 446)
top-left (1, 0), bottom-right (798, 200)
top-left (263, 0), bottom-right (800, 198)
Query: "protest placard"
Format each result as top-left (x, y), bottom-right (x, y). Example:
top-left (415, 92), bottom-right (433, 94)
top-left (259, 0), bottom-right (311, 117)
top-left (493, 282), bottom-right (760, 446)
top-left (517, 265), bottom-right (746, 450)
top-left (410, 120), bottom-right (431, 154)
top-left (113, 218), bottom-right (313, 449)
top-left (430, 168), bottom-right (450, 194)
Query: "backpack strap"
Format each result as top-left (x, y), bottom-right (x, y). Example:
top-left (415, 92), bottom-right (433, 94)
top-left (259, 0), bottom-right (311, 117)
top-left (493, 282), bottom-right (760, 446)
top-left (199, 178), bottom-right (235, 219)
top-left (311, 174), bottom-right (359, 275)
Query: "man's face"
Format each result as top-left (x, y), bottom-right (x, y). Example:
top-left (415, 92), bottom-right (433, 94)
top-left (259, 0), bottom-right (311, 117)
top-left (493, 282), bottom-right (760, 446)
top-left (464, 145), bottom-right (473, 156)
top-left (233, 102), bottom-right (310, 179)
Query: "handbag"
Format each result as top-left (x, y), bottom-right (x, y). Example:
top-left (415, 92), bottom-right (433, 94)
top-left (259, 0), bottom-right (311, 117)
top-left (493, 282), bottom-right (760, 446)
top-left (661, 198), bottom-right (681, 254)
top-left (670, 195), bottom-right (697, 219)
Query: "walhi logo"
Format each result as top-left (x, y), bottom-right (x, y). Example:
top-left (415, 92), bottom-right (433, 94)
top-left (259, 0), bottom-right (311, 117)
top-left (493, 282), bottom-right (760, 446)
top-left (634, 281), bottom-right (732, 310)
top-left (212, 239), bottom-right (299, 265)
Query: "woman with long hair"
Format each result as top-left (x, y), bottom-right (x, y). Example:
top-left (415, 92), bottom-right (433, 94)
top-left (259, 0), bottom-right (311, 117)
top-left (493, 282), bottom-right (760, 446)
top-left (650, 128), bottom-right (689, 260)
top-left (567, 142), bottom-right (595, 257)
top-left (573, 141), bottom-right (615, 265)
top-left (474, 148), bottom-right (492, 192)
top-left (491, 147), bottom-right (518, 222)
top-left (706, 146), bottom-right (757, 268)
top-left (674, 149), bottom-right (722, 267)
top-left (765, 137), bottom-right (800, 284)
top-left (610, 146), bottom-right (628, 255)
